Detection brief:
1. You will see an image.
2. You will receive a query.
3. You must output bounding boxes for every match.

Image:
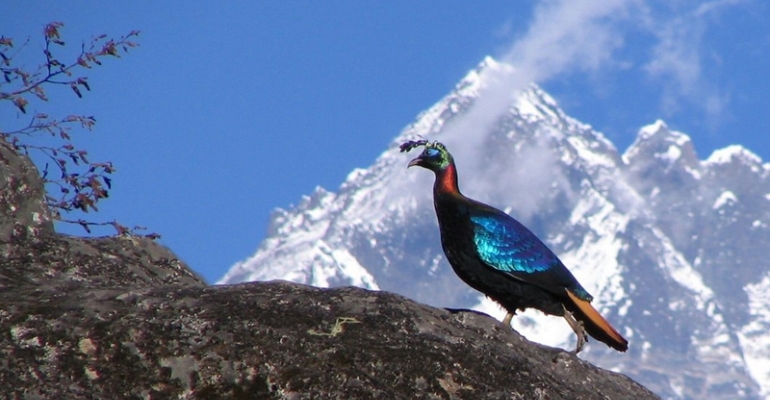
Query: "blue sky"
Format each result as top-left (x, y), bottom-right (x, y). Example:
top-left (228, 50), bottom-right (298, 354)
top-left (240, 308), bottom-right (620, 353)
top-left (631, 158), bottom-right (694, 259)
top-left (2, 1), bottom-right (768, 283)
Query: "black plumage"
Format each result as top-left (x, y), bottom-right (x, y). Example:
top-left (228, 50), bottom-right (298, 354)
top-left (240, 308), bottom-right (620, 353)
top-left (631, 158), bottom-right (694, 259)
top-left (402, 139), bottom-right (628, 353)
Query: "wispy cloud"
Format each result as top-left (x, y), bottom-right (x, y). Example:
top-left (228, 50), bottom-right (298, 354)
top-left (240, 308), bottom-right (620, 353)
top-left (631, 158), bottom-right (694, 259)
top-left (427, 0), bottom-right (750, 217)
top-left (695, 0), bottom-right (748, 17)
top-left (502, 0), bottom-right (638, 81)
top-left (438, 0), bottom-right (748, 149)
top-left (643, 0), bottom-right (748, 127)
top-left (643, 15), bottom-right (704, 113)
top-left (437, 0), bottom-right (643, 194)
top-left (439, 0), bottom-right (641, 148)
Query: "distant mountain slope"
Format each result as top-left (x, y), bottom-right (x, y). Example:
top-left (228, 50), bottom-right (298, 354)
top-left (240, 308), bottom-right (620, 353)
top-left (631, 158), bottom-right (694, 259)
top-left (220, 58), bottom-right (770, 400)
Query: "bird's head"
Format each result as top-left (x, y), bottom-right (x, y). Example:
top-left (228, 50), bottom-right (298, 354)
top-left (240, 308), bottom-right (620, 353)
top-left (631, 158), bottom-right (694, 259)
top-left (400, 139), bottom-right (453, 172)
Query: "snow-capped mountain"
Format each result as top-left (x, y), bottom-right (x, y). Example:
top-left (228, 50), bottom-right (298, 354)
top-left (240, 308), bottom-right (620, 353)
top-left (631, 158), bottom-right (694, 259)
top-left (219, 58), bottom-right (770, 400)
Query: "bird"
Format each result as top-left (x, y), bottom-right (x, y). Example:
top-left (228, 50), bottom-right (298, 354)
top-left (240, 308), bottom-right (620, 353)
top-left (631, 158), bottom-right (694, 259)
top-left (401, 139), bottom-right (628, 353)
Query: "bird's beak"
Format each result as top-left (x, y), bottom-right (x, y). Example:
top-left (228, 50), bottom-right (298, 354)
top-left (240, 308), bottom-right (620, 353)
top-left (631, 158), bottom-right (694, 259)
top-left (408, 157), bottom-right (422, 168)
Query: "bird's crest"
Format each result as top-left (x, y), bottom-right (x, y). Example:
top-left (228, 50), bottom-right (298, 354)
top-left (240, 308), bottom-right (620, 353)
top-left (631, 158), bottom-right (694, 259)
top-left (399, 139), bottom-right (447, 154)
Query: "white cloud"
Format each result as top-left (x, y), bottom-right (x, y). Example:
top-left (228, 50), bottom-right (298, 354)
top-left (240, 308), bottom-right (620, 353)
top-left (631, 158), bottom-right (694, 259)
top-left (644, 16), bottom-right (703, 113)
top-left (695, 0), bottom-right (749, 17)
top-left (417, 0), bottom-right (754, 214)
top-left (502, 0), bottom-right (639, 80)
top-left (642, 5), bottom-right (711, 117)
top-left (431, 0), bottom-right (640, 207)
top-left (640, 0), bottom-right (750, 128)
top-left (437, 0), bottom-right (749, 150)
top-left (438, 0), bottom-right (643, 170)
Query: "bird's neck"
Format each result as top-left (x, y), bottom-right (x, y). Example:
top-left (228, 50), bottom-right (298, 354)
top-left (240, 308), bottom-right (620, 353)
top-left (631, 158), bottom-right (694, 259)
top-left (433, 163), bottom-right (461, 197)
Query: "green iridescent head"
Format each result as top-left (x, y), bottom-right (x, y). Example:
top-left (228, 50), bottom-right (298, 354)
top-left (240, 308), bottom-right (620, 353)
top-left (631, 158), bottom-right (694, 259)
top-left (400, 139), bottom-right (453, 172)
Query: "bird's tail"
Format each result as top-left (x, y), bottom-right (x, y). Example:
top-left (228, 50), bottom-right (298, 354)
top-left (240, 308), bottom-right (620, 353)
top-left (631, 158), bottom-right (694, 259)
top-left (565, 289), bottom-right (628, 352)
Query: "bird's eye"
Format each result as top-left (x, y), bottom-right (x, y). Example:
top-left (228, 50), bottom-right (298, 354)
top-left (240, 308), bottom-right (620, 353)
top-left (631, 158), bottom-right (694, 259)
top-left (426, 148), bottom-right (440, 158)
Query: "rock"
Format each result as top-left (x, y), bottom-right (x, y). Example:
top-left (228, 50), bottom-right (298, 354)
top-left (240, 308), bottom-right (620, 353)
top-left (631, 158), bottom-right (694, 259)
top-left (1, 281), bottom-right (658, 399)
top-left (0, 138), bottom-right (658, 399)
top-left (0, 233), bottom-right (206, 290)
top-left (0, 138), bottom-right (53, 244)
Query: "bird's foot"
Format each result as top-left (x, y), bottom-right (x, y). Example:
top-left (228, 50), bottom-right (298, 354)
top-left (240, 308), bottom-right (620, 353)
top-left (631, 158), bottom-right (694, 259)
top-left (571, 322), bottom-right (587, 355)
top-left (502, 311), bottom-right (516, 329)
top-left (562, 306), bottom-right (588, 354)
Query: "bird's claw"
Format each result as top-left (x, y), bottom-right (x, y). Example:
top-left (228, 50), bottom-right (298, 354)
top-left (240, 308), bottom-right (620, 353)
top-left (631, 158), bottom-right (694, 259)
top-left (502, 311), bottom-right (515, 328)
top-left (563, 306), bottom-right (588, 354)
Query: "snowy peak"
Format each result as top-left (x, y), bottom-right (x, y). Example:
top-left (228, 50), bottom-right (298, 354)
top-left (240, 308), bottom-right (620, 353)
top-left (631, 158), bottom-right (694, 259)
top-left (638, 119), bottom-right (676, 141)
top-left (706, 145), bottom-right (763, 165)
top-left (623, 120), bottom-right (699, 171)
top-left (704, 145), bottom-right (769, 177)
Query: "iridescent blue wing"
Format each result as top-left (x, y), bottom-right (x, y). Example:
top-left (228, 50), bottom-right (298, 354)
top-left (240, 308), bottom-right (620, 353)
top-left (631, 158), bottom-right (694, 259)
top-left (469, 208), bottom-right (589, 299)
top-left (470, 213), bottom-right (559, 273)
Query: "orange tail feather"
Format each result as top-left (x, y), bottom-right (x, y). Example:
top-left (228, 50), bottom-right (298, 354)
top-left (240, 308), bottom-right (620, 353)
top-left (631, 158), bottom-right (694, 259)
top-left (566, 289), bottom-right (628, 352)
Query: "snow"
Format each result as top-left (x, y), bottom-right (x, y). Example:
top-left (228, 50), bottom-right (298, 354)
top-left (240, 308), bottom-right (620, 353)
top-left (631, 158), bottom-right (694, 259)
top-left (636, 120), bottom-right (691, 147)
top-left (685, 165), bottom-right (702, 180)
top-left (345, 168), bottom-right (367, 182)
top-left (474, 295), bottom-right (574, 349)
top-left (623, 119), bottom-right (693, 165)
top-left (738, 274), bottom-right (770, 398)
top-left (638, 119), bottom-right (669, 140)
top-left (562, 192), bottom-right (628, 304)
top-left (566, 136), bottom-right (616, 168)
top-left (328, 248), bottom-right (380, 289)
top-left (650, 226), bottom-right (714, 302)
top-left (515, 97), bottom-right (545, 121)
top-left (713, 191), bottom-right (738, 210)
top-left (705, 145), bottom-right (763, 166)
top-left (657, 145), bottom-right (682, 163)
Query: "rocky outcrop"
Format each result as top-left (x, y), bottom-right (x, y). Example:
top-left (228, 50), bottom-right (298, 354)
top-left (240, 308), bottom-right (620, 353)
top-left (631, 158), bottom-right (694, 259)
top-left (0, 139), bottom-right (54, 244)
top-left (0, 137), bottom-right (658, 399)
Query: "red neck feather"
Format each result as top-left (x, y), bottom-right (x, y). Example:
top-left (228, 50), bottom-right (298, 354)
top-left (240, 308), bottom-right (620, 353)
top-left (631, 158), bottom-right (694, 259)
top-left (434, 163), bottom-right (460, 195)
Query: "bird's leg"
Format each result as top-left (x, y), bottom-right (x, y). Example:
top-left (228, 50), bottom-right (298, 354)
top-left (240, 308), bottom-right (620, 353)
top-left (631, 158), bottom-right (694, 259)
top-left (502, 311), bottom-right (516, 328)
top-left (562, 305), bottom-right (587, 354)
